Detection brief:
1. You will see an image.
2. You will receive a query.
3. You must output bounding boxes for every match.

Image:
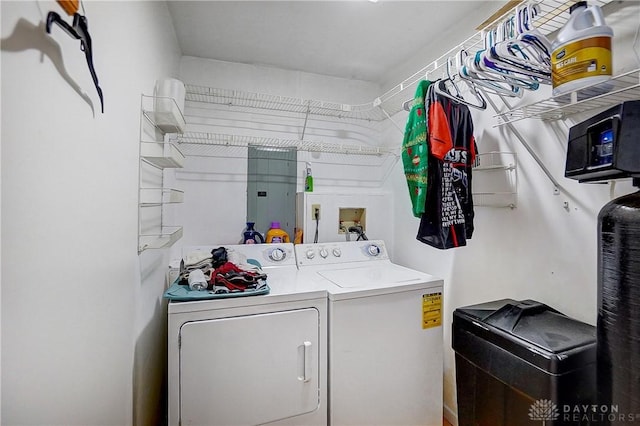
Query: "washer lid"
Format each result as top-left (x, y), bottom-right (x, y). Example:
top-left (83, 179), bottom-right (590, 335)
top-left (318, 264), bottom-right (435, 289)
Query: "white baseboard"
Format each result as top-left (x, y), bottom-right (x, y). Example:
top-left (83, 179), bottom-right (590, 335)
top-left (443, 403), bottom-right (458, 426)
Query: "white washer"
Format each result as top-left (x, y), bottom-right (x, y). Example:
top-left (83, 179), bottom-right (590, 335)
top-left (295, 240), bottom-right (444, 426)
top-left (168, 243), bottom-right (327, 426)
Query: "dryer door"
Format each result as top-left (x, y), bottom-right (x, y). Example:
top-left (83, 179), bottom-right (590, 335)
top-left (179, 308), bottom-right (320, 425)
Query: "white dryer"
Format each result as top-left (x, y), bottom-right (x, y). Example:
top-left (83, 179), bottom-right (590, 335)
top-left (168, 243), bottom-right (327, 426)
top-left (295, 240), bottom-right (444, 426)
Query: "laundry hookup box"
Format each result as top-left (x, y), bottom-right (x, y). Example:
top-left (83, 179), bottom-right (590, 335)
top-left (295, 192), bottom-right (392, 244)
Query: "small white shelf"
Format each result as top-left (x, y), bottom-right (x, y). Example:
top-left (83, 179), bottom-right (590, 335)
top-left (474, 163), bottom-right (517, 171)
top-left (142, 95), bottom-right (187, 134)
top-left (140, 142), bottom-right (186, 168)
top-left (473, 151), bottom-right (517, 171)
top-left (138, 94), bottom-right (185, 254)
top-left (473, 152), bottom-right (518, 209)
top-left (474, 192), bottom-right (517, 209)
top-left (139, 227), bottom-right (184, 252)
top-left (495, 69), bottom-right (640, 126)
top-left (139, 188), bottom-right (184, 207)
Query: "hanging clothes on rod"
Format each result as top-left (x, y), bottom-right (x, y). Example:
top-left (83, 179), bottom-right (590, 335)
top-left (407, 82), bottom-right (478, 250)
top-left (402, 80), bottom-right (432, 217)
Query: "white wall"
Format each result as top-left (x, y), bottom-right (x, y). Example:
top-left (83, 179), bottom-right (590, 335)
top-left (1, 1), bottom-right (181, 425)
top-left (385, 1), bottom-right (640, 423)
top-left (172, 57), bottom-right (391, 255)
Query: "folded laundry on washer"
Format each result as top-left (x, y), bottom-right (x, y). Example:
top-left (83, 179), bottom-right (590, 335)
top-left (210, 261), bottom-right (268, 293)
top-left (179, 247), bottom-right (226, 280)
top-left (184, 250), bottom-right (212, 267)
top-left (184, 258), bottom-right (212, 271)
top-left (227, 248), bottom-right (263, 274)
top-left (177, 247), bottom-right (268, 293)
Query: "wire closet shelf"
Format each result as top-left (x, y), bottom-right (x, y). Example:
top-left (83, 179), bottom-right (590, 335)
top-left (172, 132), bottom-right (395, 156)
top-left (184, 0), bottom-right (614, 124)
top-left (494, 69), bottom-right (640, 125)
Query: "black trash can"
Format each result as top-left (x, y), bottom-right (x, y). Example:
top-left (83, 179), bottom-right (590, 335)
top-left (453, 299), bottom-right (596, 426)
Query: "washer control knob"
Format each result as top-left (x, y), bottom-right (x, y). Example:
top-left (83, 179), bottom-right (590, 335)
top-left (270, 248), bottom-right (286, 261)
top-left (332, 248), bottom-right (342, 257)
top-left (367, 244), bottom-right (381, 256)
top-left (305, 249), bottom-right (315, 259)
top-left (319, 248), bottom-right (329, 258)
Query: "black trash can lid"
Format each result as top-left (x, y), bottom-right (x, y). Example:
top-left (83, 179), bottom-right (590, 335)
top-left (455, 299), bottom-right (595, 354)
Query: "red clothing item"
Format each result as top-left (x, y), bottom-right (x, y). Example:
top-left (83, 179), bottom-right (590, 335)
top-left (428, 95), bottom-right (476, 163)
top-left (417, 82), bottom-right (477, 249)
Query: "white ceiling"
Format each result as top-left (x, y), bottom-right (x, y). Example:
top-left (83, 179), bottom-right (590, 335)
top-left (167, 1), bottom-right (507, 85)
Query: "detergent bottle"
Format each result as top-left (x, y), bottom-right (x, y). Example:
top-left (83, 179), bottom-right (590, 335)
top-left (266, 222), bottom-right (290, 243)
top-left (551, 1), bottom-right (613, 97)
top-left (243, 222), bottom-right (264, 244)
top-left (305, 162), bottom-right (314, 192)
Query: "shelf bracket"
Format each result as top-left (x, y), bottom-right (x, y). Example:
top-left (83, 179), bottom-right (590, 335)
top-left (301, 101), bottom-right (311, 141)
top-left (379, 106), bottom-right (404, 135)
top-left (487, 93), bottom-right (563, 194)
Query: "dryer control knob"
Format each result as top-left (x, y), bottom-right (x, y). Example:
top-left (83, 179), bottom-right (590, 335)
top-left (270, 248), bottom-right (286, 261)
top-left (319, 248), bottom-right (329, 258)
top-left (305, 249), bottom-right (315, 259)
top-left (367, 244), bottom-right (381, 256)
top-left (332, 248), bottom-right (342, 257)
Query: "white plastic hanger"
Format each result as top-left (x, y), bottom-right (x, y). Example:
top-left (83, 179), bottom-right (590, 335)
top-left (459, 48), bottom-right (524, 97)
top-left (433, 56), bottom-right (487, 110)
top-left (482, 3), bottom-right (551, 84)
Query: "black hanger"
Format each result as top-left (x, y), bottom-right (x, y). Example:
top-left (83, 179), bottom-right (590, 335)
top-left (46, 11), bottom-right (104, 113)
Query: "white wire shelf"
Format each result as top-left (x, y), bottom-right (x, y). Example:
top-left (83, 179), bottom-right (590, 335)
top-left (141, 95), bottom-right (186, 134)
top-left (140, 142), bottom-right (186, 169)
top-left (474, 192), bottom-right (518, 209)
top-left (185, 85), bottom-right (388, 121)
top-left (139, 188), bottom-right (184, 207)
top-left (473, 151), bottom-right (518, 171)
top-left (184, 0), bottom-right (610, 123)
top-left (138, 94), bottom-right (185, 254)
top-left (172, 132), bottom-right (397, 156)
top-left (495, 68), bottom-right (640, 125)
top-left (139, 227), bottom-right (184, 253)
top-left (472, 152), bottom-right (518, 209)
top-left (367, 0), bottom-right (610, 119)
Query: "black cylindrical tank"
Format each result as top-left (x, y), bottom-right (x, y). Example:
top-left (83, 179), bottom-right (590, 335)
top-left (597, 189), bottom-right (640, 425)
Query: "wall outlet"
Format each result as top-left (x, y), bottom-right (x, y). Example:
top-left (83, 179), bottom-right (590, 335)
top-left (312, 204), bottom-right (320, 220)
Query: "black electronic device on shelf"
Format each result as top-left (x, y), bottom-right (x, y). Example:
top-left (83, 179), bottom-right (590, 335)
top-left (565, 100), bottom-right (640, 183)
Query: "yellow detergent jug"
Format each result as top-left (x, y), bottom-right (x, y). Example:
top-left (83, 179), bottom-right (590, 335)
top-left (266, 222), bottom-right (290, 243)
top-left (551, 1), bottom-right (613, 97)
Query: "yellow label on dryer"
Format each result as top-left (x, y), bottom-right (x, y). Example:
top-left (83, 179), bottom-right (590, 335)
top-left (422, 292), bottom-right (442, 329)
top-left (552, 37), bottom-right (612, 87)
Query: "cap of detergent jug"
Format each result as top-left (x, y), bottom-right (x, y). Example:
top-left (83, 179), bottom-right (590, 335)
top-left (266, 222), bottom-right (290, 244)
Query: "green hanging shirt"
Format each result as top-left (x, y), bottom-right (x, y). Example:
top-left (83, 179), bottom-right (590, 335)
top-left (402, 80), bottom-right (431, 218)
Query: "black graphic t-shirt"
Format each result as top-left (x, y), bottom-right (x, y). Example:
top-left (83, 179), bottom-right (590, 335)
top-left (417, 85), bottom-right (477, 249)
